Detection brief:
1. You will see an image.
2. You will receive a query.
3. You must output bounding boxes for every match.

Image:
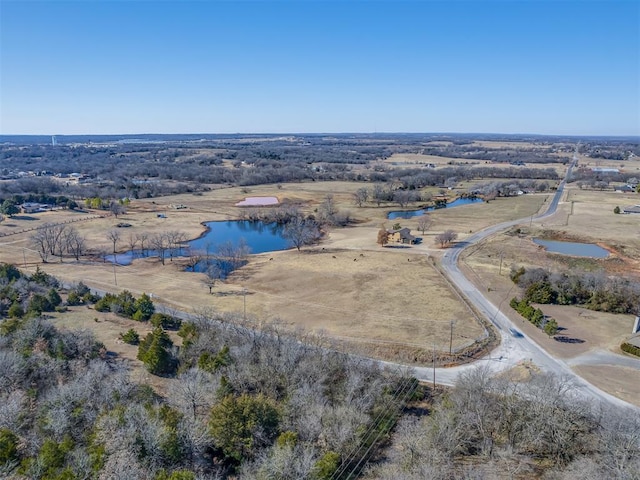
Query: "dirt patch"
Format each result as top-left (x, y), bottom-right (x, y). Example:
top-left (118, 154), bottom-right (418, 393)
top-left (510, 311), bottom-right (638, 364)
top-left (573, 365), bottom-right (640, 407)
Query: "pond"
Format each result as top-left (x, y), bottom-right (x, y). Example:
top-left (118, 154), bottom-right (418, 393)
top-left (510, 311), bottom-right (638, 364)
top-left (107, 220), bottom-right (290, 265)
top-left (387, 197), bottom-right (483, 219)
top-left (533, 239), bottom-right (610, 258)
top-left (190, 220), bottom-right (289, 254)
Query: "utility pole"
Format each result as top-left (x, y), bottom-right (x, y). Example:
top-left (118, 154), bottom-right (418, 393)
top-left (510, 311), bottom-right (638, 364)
top-left (432, 342), bottom-right (436, 390)
top-left (243, 288), bottom-right (247, 320)
top-left (498, 251), bottom-right (504, 275)
top-left (449, 320), bottom-right (455, 356)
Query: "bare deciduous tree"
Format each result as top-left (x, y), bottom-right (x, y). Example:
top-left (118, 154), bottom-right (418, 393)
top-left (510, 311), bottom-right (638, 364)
top-left (435, 230), bottom-right (457, 248)
top-left (203, 264), bottom-right (222, 294)
top-left (393, 190), bottom-right (417, 208)
top-left (109, 201), bottom-right (126, 218)
top-left (168, 368), bottom-right (219, 420)
top-left (31, 223), bottom-right (67, 262)
top-left (417, 214), bottom-right (432, 235)
top-left (150, 232), bottom-right (168, 265)
top-left (106, 229), bottom-right (121, 254)
top-left (64, 227), bottom-right (86, 261)
top-left (135, 232), bottom-right (149, 256)
top-left (353, 187), bottom-right (369, 207)
top-left (283, 218), bottom-right (321, 251)
top-left (377, 228), bottom-right (389, 247)
top-left (165, 230), bottom-right (186, 262)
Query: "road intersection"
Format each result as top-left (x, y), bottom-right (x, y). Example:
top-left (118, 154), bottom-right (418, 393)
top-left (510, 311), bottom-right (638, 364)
top-left (409, 158), bottom-right (639, 411)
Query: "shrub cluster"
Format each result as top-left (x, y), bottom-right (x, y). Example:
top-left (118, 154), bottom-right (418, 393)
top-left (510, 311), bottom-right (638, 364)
top-left (510, 266), bottom-right (640, 314)
top-left (510, 297), bottom-right (558, 336)
top-left (510, 297), bottom-right (544, 326)
top-left (621, 342), bottom-right (640, 357)
top-left (95, 290), bottom-right (155, 320)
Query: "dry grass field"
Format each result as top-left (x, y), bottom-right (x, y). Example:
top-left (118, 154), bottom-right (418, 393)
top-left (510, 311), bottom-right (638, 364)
top-left (381, 152), bottom-right (568, 176)
top-left (1, 177), bottom-right (633, 374)
top-left (0, 181), bottom-right (551, 364)
top-left (573, 365), bottom-right (640, 407)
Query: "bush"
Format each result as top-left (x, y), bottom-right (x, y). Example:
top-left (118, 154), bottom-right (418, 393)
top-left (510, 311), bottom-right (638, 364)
top-left (82, 291), bottom-right (99, 304)
top-left (138, 327), bottom-right (176, 375)
top-left (8, 302), bottom-right (24, 319)
top-left (0, 264), bottom-right (21, 282)
top-left (621, 342), bottom-right (640, 357)
top-left (208, 394), bottom-right (280, 463)
top-left (155, 470), bottom-right (195, 480)
top-left (27, 294), bottom-right (52, 315)
top-left (511, 297), bottom-right (550, 329)
top-left (0, 318), bottom-right (23, 336)
top-left (94, 293), bottom-right (116, 312)
top-left (150, 313), bottom-right (182, 330)
top-left (313, 451), bottom-right (341, 480)
top-left (0, 428), bottom-right (18, 465)
top-left (133, 293), bottom-right (155, 321)
top-left (66, 291), bottom-right (82, 306)
top-left (48, 288), bottom-right (62, 308)
top-left (121, 328), bottom-right (140, 345)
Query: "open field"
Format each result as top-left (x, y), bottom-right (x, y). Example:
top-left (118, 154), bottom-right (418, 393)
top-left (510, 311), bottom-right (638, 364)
top-left (1, 179), bottom-right (633, 372)
top-left (381, 153), bottom-right (568, 176)
top-left (7, 244), bottom-right (483, 364)
top-left (575, 153), bottom-right (640, 172)
top-left (0, 181), bottom-right (551, 364)
top-left (573, 365), bottom-right (640, 407)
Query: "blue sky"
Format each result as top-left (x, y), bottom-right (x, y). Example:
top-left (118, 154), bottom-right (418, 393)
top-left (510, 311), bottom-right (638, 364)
top-left (1, 0), bottom-right (638, 135)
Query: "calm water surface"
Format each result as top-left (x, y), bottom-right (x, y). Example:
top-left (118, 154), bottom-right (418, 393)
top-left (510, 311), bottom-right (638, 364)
top-left (387, 197), bottom-right (483, 219)
top-left (107, 220), bottom-right (289, 265)
top-left (533, 239), bottom-right (609, 258)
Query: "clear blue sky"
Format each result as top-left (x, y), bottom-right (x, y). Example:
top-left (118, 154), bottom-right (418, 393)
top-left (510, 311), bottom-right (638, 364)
top-left (1, 0), bottom-right (638, 136)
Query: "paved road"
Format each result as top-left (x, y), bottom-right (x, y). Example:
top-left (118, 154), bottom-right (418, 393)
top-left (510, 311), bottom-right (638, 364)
top-left (423, 158), bottom-right (639, 411)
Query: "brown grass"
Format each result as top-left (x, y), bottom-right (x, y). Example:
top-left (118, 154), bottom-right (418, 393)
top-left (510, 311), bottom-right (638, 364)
top-left (0, 183), bottom-right (572, 366)
top-left (381, 153), bottom-right (568, 176)
top-left (573, 365), bottom-right (640, 407)
top-left (0, 182), bottom-right (624, 372)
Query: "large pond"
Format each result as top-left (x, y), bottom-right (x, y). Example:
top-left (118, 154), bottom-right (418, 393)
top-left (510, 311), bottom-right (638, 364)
top-left (387, 197), bottom-right (483, 219)
top-left (107, 220), bottom-right (289, 265)
top-left (533, 239), bottom-right (610, 258)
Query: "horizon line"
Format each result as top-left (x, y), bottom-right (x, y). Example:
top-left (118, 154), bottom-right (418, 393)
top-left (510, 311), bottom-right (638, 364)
top-left (1, 131), bottom-right (639, 139)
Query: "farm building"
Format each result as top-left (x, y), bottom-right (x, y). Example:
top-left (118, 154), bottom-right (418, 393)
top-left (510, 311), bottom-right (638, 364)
top-left (387, 227), bottom-right (417, 244)
top-left (622, 205), bottom-right (640, 214)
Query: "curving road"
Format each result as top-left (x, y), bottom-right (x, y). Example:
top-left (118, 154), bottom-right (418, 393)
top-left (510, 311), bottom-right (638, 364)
top-left (412, 157), bottom-right (639, 411)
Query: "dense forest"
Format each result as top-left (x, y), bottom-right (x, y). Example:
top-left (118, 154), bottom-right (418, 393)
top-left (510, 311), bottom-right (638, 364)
top-left (1, 265), bottom-right (638, 479)
top-left (2, 134), bottom-right (634, 202)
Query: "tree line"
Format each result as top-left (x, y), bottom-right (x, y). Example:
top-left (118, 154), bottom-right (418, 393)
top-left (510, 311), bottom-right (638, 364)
top-left (510, 265), bottom-right (640, 314)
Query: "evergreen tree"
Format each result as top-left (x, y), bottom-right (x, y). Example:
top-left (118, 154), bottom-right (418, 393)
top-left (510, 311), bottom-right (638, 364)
top-left (137, 327), bottom-right (175, 375)
top-left (133, 293), bottom-right (155, 321)
top-left (208, 394), bottom-right (280, 463)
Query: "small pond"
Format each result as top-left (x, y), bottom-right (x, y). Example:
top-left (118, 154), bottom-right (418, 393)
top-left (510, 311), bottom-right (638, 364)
top-left (387, 197), bottom-right (483, 220)
top-left (107, 220), bottom-right (290, 265)
top-left (533, 239), bottom-right (609, 258)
